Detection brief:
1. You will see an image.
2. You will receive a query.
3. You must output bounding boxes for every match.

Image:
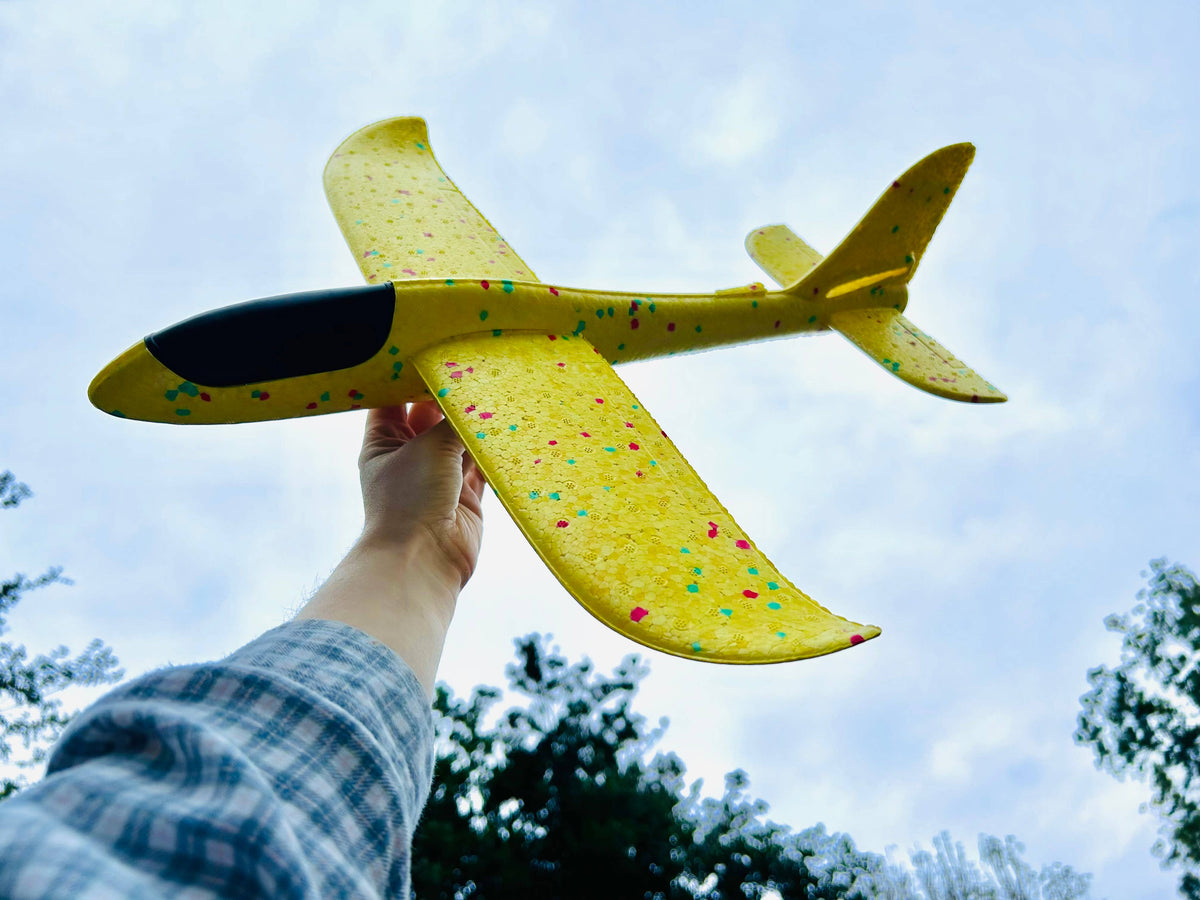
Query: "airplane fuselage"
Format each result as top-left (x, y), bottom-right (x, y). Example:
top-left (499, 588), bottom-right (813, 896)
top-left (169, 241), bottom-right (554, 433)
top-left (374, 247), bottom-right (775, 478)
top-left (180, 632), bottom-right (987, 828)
top-left (88, 276), bottom-right (908, 425)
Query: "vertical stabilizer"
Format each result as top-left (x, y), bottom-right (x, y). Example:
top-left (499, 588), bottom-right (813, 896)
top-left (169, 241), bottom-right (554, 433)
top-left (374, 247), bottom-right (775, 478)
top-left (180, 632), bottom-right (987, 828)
top-left (743, 145), bottom-right (1005, 403)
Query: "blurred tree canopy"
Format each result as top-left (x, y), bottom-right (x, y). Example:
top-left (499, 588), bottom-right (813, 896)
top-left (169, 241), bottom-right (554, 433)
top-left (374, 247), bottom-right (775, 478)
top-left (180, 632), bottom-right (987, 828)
top-left (0, 471), bottom-right (123, 799)
top-left (413, 634), bottom-right (1091, 899)
top-left (1076, 558), bottom-right (1200, 898)
top-left (868, 832), bottom-right (1092, 900)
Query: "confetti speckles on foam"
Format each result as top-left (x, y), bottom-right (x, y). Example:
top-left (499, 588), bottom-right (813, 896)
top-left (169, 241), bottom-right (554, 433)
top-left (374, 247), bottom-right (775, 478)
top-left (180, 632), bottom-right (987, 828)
top-left (412, 330), bottom-right (875, 663)
top-left (324, 117), bottom-right (540, 284)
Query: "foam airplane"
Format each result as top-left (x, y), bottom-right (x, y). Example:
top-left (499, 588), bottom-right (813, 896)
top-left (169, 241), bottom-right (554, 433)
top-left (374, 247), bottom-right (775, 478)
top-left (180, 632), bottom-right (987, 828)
top-left (89, 116), bottom-right (1005, 665)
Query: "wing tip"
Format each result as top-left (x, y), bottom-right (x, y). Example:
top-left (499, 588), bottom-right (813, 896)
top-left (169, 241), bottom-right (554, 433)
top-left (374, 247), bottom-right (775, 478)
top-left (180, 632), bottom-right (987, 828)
top-left (324, 115), bottom-right (432, 180)
top-left (933, 380), bottom-right (1008, 404)
top-left (850, 624), bottom-right (882, 646)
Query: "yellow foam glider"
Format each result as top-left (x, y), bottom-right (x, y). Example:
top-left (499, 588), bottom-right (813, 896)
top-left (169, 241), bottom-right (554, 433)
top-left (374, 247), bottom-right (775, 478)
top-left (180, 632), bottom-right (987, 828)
top-left (89, 116), bottom-right (1006, 665)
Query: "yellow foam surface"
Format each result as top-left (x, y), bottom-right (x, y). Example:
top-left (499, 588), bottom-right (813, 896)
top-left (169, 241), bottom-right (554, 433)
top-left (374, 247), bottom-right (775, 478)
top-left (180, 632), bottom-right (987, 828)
top-left (831, 309), bottom-right (1006, 403)
top-left (414, 330), bottom-right (878, 663)
top-left (324, 117), bottom-right (537, 285)
top-left (745, 225), bottom-right (823, 286)
top-left (795, 143), bottom-right (976, 293)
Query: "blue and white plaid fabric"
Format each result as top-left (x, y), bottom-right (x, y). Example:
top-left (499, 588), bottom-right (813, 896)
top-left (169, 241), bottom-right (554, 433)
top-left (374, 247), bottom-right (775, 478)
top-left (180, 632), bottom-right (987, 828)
top-left (0, 619), bottom-right (434, 898)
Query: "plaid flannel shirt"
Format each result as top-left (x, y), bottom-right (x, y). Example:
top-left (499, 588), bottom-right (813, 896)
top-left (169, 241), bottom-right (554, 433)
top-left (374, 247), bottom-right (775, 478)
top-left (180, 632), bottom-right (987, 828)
top-left (0, 620), bottom-right (434, 898)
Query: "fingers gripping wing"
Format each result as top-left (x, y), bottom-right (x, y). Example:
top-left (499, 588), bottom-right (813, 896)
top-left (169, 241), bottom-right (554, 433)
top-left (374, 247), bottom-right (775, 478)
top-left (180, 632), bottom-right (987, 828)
top-left (323, 117), bottom-right (538, 284)
top-left (413, 331), bottom-right (879, 663)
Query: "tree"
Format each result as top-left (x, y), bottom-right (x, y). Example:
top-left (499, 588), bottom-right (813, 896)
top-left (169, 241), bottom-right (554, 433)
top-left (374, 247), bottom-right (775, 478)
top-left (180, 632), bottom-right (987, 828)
top-left (862, 831), bottom-right (1092, 900)
top-left (1076, 558), bottom-right (1200, 897)
top-left (1, 471), bottom-right (123, 799)
top-left (413, 633), bottom-right (890, 899)
top-left (413, 634), bottom-right (1093, 900)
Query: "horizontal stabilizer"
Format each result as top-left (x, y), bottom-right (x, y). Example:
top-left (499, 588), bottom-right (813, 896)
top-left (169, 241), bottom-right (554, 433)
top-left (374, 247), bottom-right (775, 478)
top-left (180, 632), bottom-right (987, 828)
top-left (831, 308), bottom-right (1006, 403)
top-left (745, 225), bottom-right (822, 286)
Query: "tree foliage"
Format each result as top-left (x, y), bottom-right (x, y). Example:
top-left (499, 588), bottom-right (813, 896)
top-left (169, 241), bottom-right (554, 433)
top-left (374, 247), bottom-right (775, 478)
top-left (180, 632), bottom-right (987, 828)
top-left (1, 471), bottom-right (123, 799)
top-left (1076, 558), bottom-right (1200, 897)
top-left (412, 634), bottom-right (890, 899)
top-left (864, 832), bottom-right (1092, 900)
top-left (412, 634), bottom-right (1092, 900)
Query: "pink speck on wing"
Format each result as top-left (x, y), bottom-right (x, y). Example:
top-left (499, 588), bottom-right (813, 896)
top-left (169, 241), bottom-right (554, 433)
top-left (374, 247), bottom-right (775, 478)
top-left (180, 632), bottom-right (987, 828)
top-left (707, 522), bottom-right (719, 538)
top-left (735, 539), bottom-right (750, 550)
top-left (630, 606), bottom-right (649, 623)
top-left (479, 412), bottom-right (493, 419)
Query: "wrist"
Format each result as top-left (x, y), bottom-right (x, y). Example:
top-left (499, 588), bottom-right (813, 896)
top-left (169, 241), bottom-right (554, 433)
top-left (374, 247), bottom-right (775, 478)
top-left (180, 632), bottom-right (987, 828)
top-left (294, 530), bottom-right (461, 698)
top-left (351, 529), bottom-right (462, 614)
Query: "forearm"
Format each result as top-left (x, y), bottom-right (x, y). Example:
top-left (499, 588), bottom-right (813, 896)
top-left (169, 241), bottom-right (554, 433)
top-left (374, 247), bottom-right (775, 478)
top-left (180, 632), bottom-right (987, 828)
top-left (294, 532), bottom-right (459, 699)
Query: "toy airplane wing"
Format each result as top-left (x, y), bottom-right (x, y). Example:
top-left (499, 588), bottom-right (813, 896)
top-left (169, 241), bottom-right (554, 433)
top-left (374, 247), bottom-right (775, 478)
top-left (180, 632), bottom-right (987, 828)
top-left (412, 330), bottom-right (878, 663)
top-left (323, 116), bottom-right (537, 284)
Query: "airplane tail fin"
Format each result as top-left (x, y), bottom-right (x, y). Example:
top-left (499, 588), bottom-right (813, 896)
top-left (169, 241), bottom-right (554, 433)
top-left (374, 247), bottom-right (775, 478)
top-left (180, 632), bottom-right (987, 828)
top-left (745, 143), bottom-right (1006, 403)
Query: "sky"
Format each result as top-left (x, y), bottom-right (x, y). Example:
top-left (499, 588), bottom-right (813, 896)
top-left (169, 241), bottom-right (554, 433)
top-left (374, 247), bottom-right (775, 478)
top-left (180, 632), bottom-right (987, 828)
top-left (1, 1), bottom-right (1197, 895)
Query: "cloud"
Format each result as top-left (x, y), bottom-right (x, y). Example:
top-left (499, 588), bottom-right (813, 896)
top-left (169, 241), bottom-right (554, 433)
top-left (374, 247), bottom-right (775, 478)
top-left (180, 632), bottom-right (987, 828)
top-left (692, 71), bottom-right (782, 165)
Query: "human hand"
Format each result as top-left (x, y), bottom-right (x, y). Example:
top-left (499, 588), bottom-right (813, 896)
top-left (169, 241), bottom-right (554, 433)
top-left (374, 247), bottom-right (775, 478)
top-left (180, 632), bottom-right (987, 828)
top-left (358, 402), bottom-right (486, 594)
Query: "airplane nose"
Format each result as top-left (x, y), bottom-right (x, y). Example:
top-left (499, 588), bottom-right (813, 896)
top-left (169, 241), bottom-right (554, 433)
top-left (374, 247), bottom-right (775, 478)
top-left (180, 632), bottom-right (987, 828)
top-left (89, 282), bottom-right (398, 424)
top-left (88, 341), bottom-right (186, 423)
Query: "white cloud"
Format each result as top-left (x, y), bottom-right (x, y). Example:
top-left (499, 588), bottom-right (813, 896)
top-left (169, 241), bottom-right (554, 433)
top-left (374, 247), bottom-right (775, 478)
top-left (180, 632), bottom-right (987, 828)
top-left (693, 71), bottom-right (783, 165)
top-left (500, 99), bottom-right (551, 158)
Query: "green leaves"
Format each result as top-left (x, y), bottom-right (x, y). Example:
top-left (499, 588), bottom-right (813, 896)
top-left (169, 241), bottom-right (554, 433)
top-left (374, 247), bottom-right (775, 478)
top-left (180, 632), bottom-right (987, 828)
top-left (1076, 558), bottom-right (1200, 895)
top-left (1, 471), bottom-right (123, 800)
top-left (411, 635), bottom-right (886, 899)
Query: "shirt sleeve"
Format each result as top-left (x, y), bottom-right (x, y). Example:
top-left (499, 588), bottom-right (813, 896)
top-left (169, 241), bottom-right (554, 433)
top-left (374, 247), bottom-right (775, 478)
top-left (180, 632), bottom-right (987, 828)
top-left (0, 619), bottom-right (434, 899)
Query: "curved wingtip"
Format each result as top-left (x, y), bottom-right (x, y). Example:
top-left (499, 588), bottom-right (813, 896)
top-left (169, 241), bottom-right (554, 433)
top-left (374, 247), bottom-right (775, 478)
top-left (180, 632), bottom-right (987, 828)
top-left (324, 116), bottom-right (431, 181)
